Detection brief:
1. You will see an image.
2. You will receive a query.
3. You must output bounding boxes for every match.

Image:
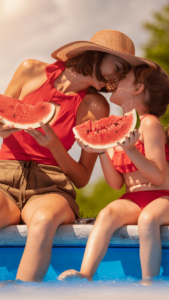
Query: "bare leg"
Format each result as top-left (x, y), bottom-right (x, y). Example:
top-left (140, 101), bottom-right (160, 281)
top-left (0, 191), bottom-right (20, 228)
top-left (138, 196), bottom-right (169, 278)
top-left (0, 191), bottom-right (20, 286)
top-left (59, 199), bottom-right (141, 280)
top-left (16, 194), bottom-right (75, 282)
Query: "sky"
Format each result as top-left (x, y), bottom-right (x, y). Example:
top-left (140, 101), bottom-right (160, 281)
top-left (0, 0), bottom-right (168, 183)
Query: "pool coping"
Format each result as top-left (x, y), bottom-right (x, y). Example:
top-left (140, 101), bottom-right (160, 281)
top-left (0, 225), bottom-right (169, 246)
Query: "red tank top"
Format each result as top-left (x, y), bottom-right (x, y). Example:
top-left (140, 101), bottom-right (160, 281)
top-left (0, 61), bottom-right (88, 165)
top-left (112, 115), bottom-right (169, 173)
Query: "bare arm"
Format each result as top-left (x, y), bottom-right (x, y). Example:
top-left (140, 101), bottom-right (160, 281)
top-left (99, 151), bottom-right (124, 190)
top-left (25, 93), bottom-right (110, 188)
top-left (0, 59), bottom-right (47, 138)
top-left (3, 59), bottom-right (110, 187)
top-left (118, 116), bottom-right (166, 186)
top-left (4, 59), bottom-right (48, 99)
top-left (77, 144), bottom-right (124, 190)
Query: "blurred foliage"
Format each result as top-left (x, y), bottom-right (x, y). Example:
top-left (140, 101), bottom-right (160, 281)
top-left (76, 2), bottom-right (169, 218)
top-left (75, 178), bottom-right (125, 218)
top-left (143, 2), bottom-right (169, 127)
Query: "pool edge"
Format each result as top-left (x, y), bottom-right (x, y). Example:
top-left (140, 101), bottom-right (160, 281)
top-left (0, 225), bottom-right (169, 246)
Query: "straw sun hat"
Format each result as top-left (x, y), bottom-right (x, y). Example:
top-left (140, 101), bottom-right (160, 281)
top-left (51, 30), bottom-right (156, 68)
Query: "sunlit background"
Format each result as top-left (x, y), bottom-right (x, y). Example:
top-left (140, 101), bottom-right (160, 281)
top-left (0, 0), bottom-right (168, 183)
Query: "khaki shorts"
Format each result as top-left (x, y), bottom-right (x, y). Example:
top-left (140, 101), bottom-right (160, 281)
top-left (0, 160), bottom-right (79, 218)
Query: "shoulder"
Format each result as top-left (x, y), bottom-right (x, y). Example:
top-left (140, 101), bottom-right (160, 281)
top-left (140, 114), bottom-right (166, 142)
top-left (4, 59), bottom-right (49, 98)
top-left (83, 92), bottom-right (110, 119)
top-left (16, 59), bottom-right (49, 79)
top-left (76, 91), bottom-right (110, 125)
top-left (141, 115), bottom-right (162, 131)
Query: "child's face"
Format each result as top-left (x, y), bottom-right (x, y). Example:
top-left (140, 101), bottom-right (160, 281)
top-left (110, 69), bottom-right (149, 114)
top-left (110, 69), bottom-right (136, 106)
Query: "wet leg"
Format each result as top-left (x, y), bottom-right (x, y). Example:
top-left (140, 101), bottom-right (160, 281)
top-left (138, 196), bottom-right (169, 278)
top-left (16, 194), bottom-right (75, 282)
top-left (0, 191), bottom-right (20, 228)
top-left (59, 199), bottom-right (141, 280)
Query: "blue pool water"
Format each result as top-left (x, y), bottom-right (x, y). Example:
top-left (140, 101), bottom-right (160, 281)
top-left (0, 246), bottom-right (169, 281)
top-left (0, 246), bottom-right (169, 299)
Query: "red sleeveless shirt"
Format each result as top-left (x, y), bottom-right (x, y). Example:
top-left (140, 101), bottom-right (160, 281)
top-left (0, 61), bottom-right (88, 165)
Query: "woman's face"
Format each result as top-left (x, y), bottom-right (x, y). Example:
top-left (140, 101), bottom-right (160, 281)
top-left (91, 54), bottom-right (130, 90)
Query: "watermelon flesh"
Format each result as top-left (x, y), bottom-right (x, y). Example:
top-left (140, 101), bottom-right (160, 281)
top-left (0, 95), bottom-right (56, 129)
top-left (73, 109), bottom-right (140, 149)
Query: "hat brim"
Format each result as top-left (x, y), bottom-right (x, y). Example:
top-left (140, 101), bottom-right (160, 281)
top-left (51, 40), bottom-right (156, 68)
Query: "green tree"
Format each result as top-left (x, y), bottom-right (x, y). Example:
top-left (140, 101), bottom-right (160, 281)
top-left (143, 2), bottom-right (169, 127)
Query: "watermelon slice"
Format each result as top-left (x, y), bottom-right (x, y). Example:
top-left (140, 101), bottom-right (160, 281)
top-left (73, 109), bottom-right (140, 149)
top-left (0, 95), bottom-right (56, 129)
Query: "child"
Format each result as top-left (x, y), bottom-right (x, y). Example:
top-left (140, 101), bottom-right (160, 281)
top-left (59, 62), bottom-right (169, 281)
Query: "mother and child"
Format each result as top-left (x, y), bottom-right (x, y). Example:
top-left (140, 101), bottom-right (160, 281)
top-left (0, 29), bottom-right (169, 282)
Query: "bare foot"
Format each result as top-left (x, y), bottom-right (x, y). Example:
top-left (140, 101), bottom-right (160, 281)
top-left (140, 277), bottom-right (153, 286)
top-left (57, 269), bottom-right (92, 281)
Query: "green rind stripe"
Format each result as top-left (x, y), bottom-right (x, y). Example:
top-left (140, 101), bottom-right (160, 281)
top-left (135, 110), bottom-right (140, 129)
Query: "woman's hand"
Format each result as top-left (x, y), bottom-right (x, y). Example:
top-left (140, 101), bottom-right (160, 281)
top-left (116, 129), bottom-right (140, 152)
top-left (0, 118), bottom-right (21, 138)
top-left (76, 139), bottom-right (105, 154)
top-left (24, 121), bottom-right (59, 149)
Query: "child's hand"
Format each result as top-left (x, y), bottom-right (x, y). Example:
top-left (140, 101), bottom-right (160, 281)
top-left (117, 129), bottom-right (140, 152)
top-left (76, 139), bottom-right (105, 154)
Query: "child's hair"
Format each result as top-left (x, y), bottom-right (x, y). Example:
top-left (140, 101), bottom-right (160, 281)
top-left (65, 50), bottom-right (130, 92)
top-left (134, 63), bottom-right (169, 117)
top-left (133, 63), bottom-right (169, 143)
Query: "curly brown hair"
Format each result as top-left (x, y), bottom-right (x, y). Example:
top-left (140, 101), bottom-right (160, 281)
top-left (134, 63), bottom-right (169, 143)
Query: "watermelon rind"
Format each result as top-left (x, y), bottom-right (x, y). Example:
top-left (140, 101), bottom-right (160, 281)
top-left (73, 109), bottom-right (140, 149)
top-left (0, 102), bottom-right (56, 129)
top-left (135, 110), bottom-right (140, 130)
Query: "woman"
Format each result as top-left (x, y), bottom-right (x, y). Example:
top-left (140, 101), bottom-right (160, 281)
top-left (0, 30), bottom-right (149, 282)
top-left (59, 62), bottom-right (169, 281)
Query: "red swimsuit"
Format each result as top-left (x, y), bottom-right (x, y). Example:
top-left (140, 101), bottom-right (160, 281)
top-left (112, 116), bottom-right (169, 209)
